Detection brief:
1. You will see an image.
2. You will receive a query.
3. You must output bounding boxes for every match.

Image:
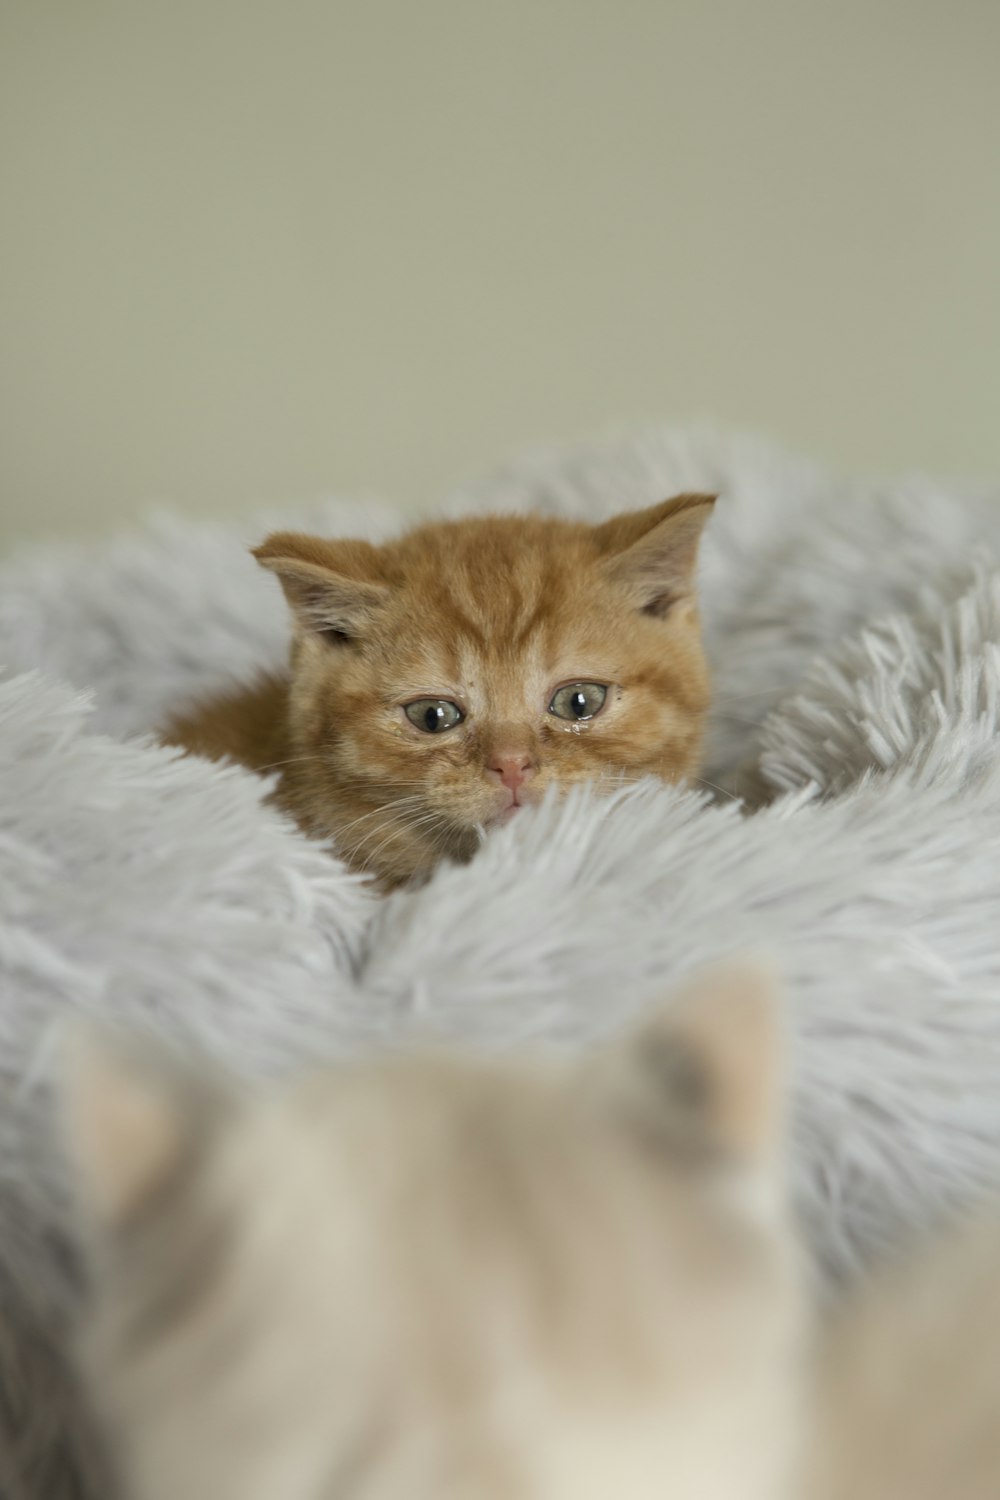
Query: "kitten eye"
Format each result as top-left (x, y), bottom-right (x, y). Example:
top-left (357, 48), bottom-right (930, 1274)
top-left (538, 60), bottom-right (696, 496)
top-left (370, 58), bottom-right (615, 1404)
top-left (404, 699), bottom-right (465, 734)
top-left (548, 682), bottom-right (608, 721)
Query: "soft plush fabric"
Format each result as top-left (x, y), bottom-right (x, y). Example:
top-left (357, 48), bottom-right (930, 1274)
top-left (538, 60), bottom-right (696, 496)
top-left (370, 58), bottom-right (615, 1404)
top-left (2, 425), bottom-right (1000, 1497)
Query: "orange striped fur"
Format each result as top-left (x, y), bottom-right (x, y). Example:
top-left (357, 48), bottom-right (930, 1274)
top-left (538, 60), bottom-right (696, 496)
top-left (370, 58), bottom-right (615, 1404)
top-left (163, 496), bottom-right (715, 889)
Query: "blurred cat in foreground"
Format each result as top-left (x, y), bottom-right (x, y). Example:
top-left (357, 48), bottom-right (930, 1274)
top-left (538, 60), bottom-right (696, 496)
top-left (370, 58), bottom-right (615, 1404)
top-left (67, 962), bottom-right (1000, 1500)
top-left (68, 963), bottom-right (802, 1500)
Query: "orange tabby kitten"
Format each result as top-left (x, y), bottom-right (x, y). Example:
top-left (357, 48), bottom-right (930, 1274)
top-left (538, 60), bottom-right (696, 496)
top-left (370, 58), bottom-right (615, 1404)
top-left (69, 964), bottom-right (804, 1500)
top-left (163, 496), bottom-right (715, 888)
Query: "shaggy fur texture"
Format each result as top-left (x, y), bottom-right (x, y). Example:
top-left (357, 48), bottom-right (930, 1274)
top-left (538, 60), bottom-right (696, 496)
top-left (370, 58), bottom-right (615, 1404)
top-left (0, 423), bottom-right (1000, 1495)
top-left (164, 496), bottom-right (715, 888)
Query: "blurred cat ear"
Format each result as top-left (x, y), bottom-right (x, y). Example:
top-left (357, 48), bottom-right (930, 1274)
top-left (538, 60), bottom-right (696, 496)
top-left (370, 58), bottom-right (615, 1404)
top-left (64, 1030), bottom-right (208, 1228)
top-left (253, 532), bottom-right (390, 641)
top-left (586, 959), bottom-right (783, 1166)
top-left (595, 493), bottom-right (716, 618)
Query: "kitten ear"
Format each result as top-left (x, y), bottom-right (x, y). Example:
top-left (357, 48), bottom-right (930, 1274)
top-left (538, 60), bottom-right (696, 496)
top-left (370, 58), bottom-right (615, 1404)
top-left (595, 493), bottom-right (715, 619)
top-left (253, 532), bottom-right (390, 642)
top-left (587, 959), bottom-right (783, 1166)
top-left (64, 1030), bottom-right (204, 1228)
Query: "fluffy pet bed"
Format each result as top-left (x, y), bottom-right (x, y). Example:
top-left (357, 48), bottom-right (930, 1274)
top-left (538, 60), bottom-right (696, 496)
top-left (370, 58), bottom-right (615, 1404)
top-left (2, 426), bottom-right (1000, 1497)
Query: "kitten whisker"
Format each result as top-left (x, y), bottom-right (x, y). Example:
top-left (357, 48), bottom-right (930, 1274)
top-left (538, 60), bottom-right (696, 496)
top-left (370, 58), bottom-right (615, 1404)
top-left (335, 795), bottom-right (426, 837)
top-left (256, 754), bottom-right (328, 772)
top-left (358, 807), bottom-right (466, 875)
top-left (690, 775), bottom-right (741, 804)
top-left (335, 800), bottom-right (431, 863)
top-left (358, 819), bottom-right (433, 876)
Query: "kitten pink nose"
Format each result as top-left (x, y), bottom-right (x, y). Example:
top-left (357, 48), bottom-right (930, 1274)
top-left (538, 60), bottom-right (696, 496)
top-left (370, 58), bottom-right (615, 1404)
top-left (487, 753), bottom-right (537, 794)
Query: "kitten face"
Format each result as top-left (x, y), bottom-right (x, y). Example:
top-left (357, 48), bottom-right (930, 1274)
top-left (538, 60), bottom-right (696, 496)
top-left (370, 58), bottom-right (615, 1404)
top-left (255, 496), bottom-right (714, 886)
top-left (70, 964), bottom-right (803, 1500)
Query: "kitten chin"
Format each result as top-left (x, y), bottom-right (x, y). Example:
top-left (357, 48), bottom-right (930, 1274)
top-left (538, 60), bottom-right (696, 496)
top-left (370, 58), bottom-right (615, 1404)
top-left (162, 495), bottom-right (715, 889)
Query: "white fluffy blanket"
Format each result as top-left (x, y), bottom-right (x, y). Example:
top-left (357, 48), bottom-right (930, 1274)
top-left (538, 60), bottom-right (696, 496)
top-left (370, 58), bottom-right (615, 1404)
top-left (2, 426), bottom-right (1000, 1496)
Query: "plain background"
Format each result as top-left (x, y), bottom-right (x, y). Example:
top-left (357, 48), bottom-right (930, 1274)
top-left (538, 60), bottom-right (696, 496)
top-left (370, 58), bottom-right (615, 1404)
top-left (2, 0), bottom-right (999, 551)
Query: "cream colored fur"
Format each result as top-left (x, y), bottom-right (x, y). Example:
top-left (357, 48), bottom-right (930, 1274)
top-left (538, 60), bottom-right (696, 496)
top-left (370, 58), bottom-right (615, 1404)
top-left (67, 960), bottom-right (1000, 1500)
top-left (806, 1209), bottom-right (1000, 1500)
top-left (70, 964), bottom-right (804, 1500)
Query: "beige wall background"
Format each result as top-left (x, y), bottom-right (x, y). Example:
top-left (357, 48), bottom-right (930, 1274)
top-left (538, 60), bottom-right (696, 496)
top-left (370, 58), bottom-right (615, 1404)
top-left (2, 0), bottom-right (999, 552)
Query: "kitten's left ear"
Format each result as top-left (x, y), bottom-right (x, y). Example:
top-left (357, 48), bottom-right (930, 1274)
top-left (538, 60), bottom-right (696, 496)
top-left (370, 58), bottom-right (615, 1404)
top-left (595, 493), bottom-right (716, 619)
top-left (253, 532), bottom-right (390, 642)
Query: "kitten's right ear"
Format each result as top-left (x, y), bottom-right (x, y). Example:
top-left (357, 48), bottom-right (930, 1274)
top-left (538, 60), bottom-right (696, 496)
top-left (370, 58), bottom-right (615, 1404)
top-left (253, 532), bottom-right (390, 642)
top-left (586, 960), bottom-right (784, 1166)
